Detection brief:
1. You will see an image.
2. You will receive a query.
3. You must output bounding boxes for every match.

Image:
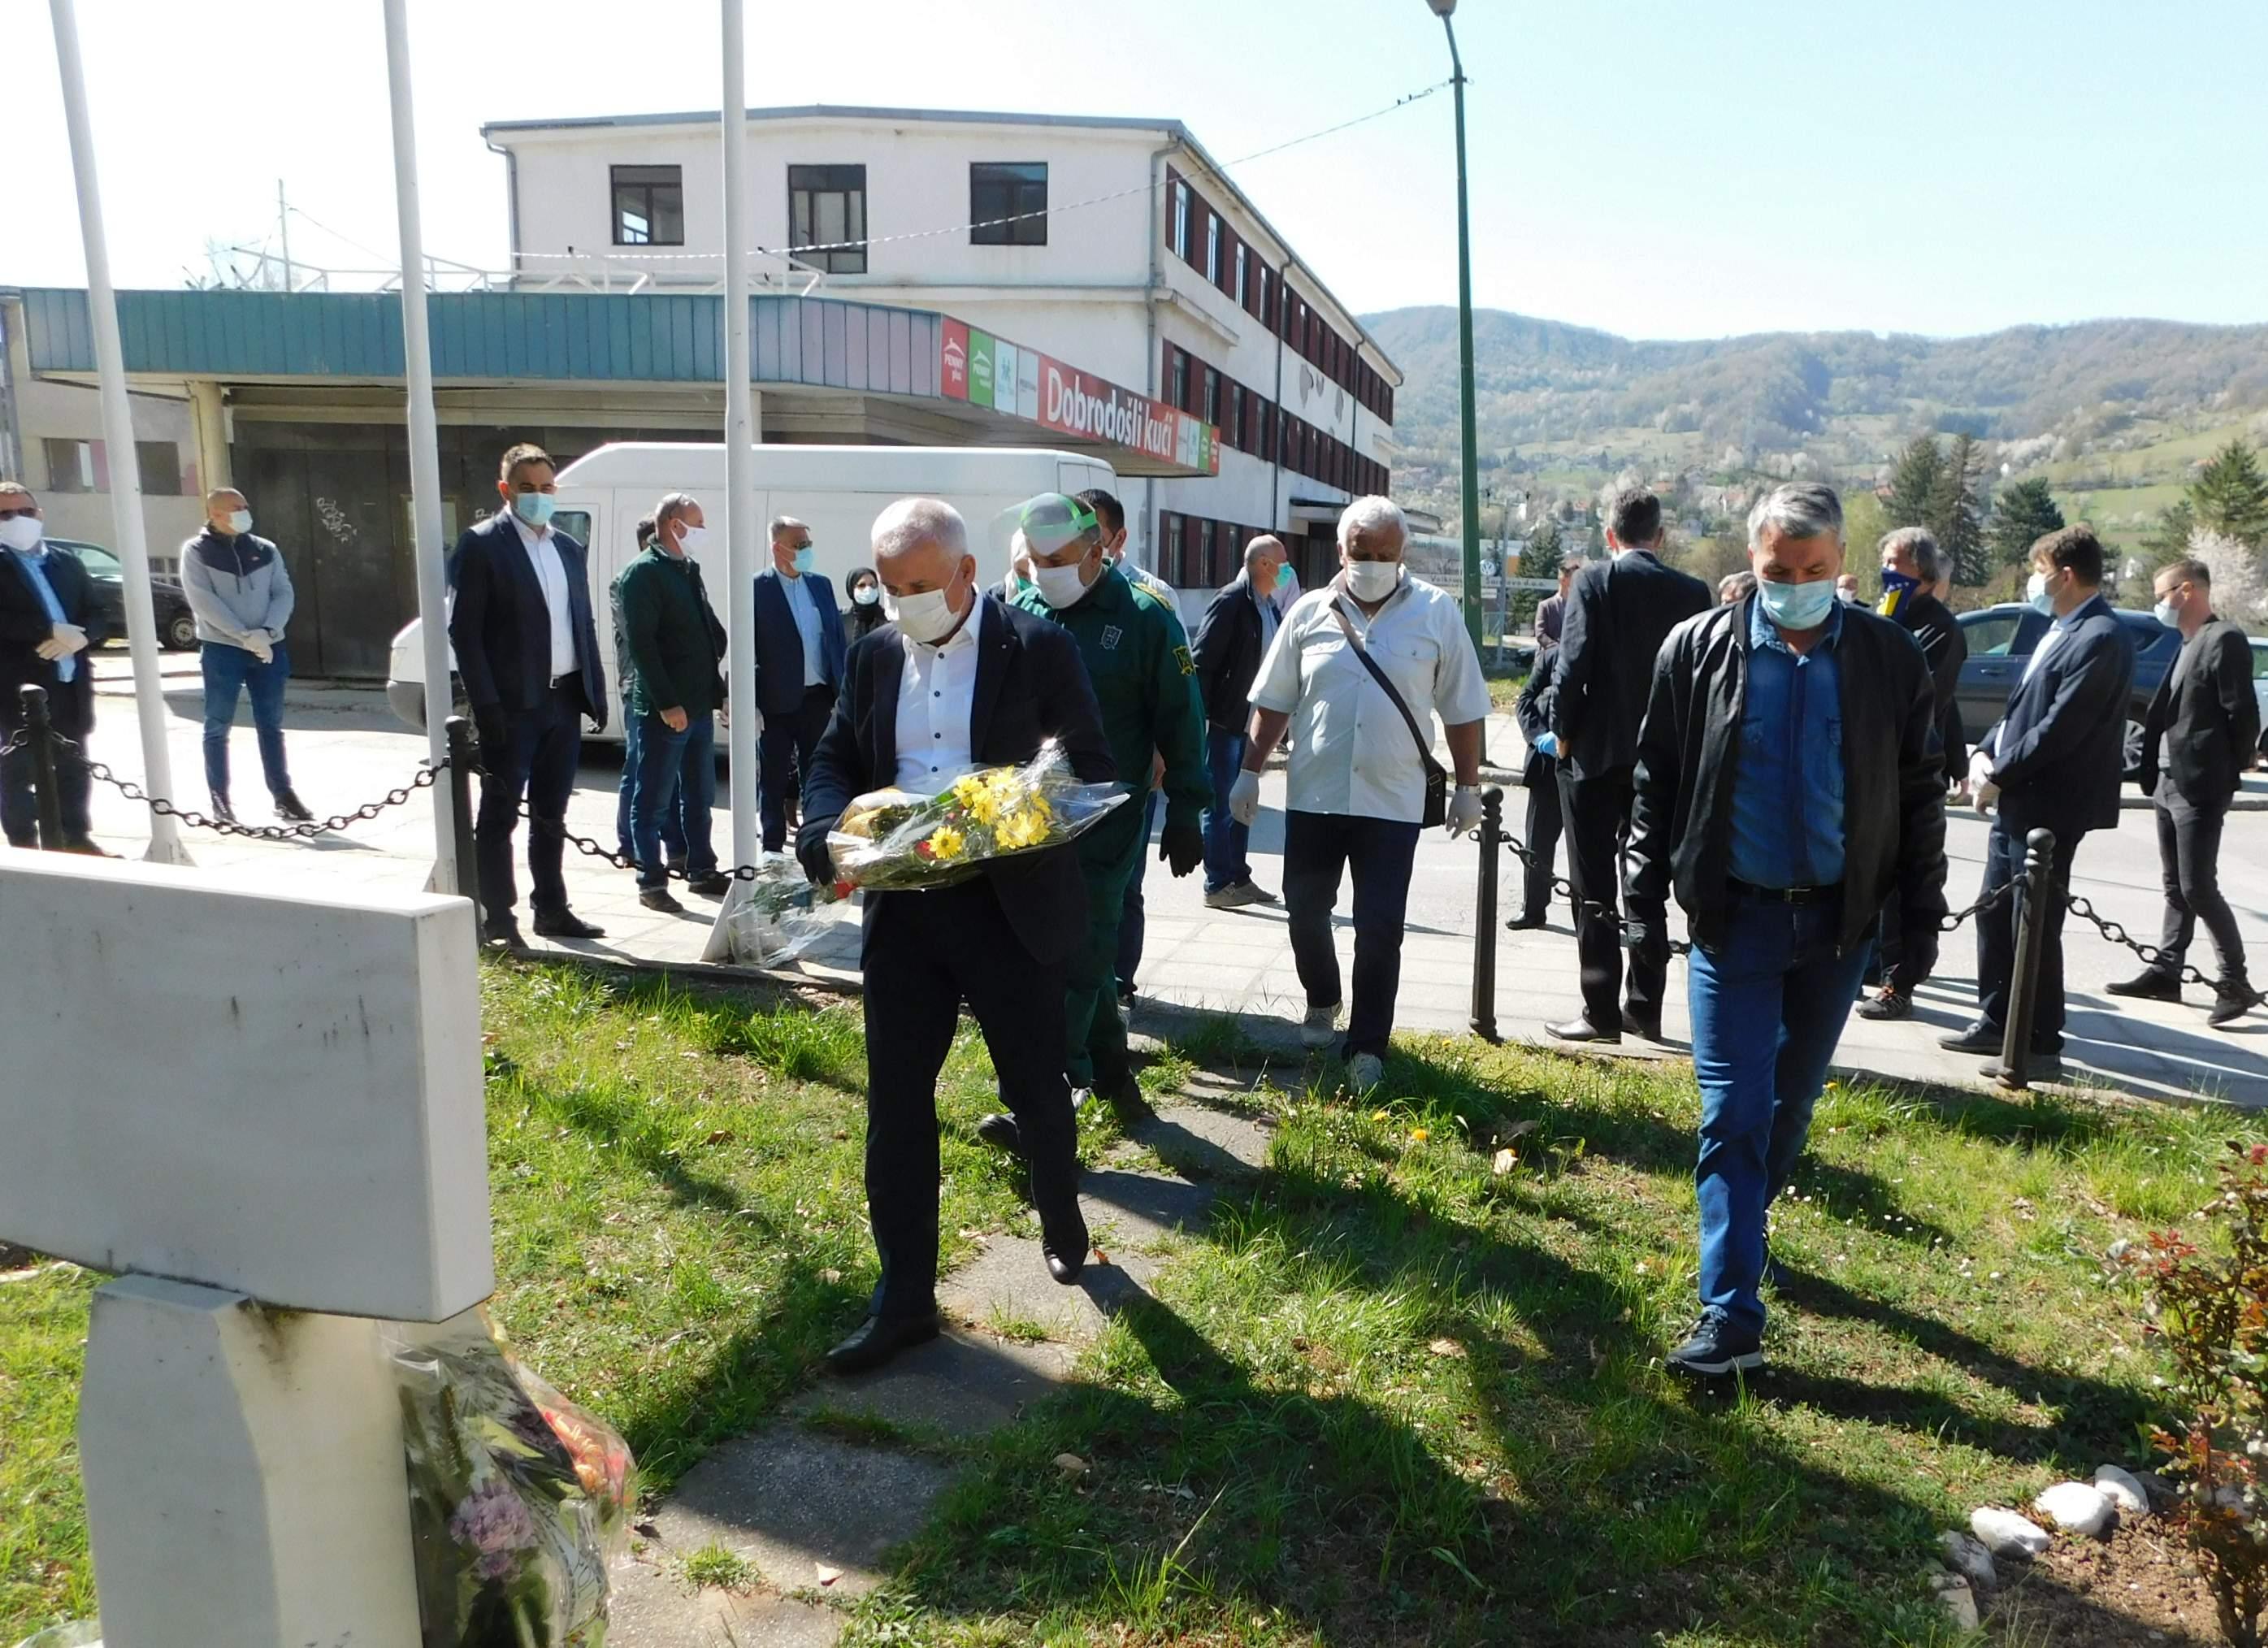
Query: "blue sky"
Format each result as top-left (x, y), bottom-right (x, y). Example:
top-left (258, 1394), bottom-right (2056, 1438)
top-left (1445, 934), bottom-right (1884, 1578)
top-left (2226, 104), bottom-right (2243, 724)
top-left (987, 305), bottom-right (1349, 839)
top-left (7, 0), bottom-right (2263, 341)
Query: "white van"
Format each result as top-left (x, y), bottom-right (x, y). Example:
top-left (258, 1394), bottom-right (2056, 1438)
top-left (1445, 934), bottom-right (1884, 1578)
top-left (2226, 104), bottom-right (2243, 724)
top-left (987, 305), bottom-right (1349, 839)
top-left (386, 443), bottom-right (1120, 737)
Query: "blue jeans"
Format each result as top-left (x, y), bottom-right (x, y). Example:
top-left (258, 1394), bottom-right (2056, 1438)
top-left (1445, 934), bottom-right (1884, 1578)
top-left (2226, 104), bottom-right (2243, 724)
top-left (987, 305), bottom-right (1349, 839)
top-left (200, 640), bottom-right (291, 798)
top-left (1202, 726), bottom-right (1251, 893)
top-left (630, 711), bottom-right (717, 888)
top-left (616, 713), bottom-right (689, 865)
top-left (1117, 789), bottom-right (1157, 991)
top-left (1283, 809), bottom-right (1422, 1060)
top-left (1689, 893), bottom-right (1872, 1336)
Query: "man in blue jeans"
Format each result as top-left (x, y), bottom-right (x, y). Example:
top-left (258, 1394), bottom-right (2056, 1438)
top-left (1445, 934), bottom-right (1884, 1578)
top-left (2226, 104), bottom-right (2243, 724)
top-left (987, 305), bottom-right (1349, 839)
top-left (179, 488), bottom-right (312, 824)
top-left (1626, 482), bottom-right (1946, 1377)
top-left (1190, 533), bottom-right (1288, 908)
top-left (616, 493), bottom-right (729, 912)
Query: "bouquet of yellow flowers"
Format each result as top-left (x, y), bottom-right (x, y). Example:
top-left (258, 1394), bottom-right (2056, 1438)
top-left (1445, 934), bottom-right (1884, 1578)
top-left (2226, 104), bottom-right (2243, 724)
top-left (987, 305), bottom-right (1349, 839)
top-left (826, 739), bottom-right (1127, 891)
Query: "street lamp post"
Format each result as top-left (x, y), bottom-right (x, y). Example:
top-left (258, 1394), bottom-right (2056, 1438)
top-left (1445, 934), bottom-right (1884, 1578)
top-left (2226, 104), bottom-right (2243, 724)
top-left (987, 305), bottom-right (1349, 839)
top-left (1428, 0), bottom-right (1484, 651)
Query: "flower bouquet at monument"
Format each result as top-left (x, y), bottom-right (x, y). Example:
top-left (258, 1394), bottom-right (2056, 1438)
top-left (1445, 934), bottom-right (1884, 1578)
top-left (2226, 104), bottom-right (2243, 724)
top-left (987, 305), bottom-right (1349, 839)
top-left (387, 1312), bottom-right (635, 1648)
top-left (824, 738), bottom-right (1129, 891)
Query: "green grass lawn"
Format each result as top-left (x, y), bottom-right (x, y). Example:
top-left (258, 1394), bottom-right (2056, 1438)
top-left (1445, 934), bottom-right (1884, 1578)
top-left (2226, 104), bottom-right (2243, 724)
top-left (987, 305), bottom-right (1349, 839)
top-left (3, 962), bottom-right (2261, 1644)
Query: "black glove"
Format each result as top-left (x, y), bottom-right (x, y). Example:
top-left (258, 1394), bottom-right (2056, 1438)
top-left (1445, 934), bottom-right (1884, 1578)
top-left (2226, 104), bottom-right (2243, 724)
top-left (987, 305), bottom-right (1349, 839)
top-left (472, 706), bottom-right (510, 777)
top-left (796, 815), bottom-right (840, 887)
top-left (1160, 822), bottom-right (1203, 878)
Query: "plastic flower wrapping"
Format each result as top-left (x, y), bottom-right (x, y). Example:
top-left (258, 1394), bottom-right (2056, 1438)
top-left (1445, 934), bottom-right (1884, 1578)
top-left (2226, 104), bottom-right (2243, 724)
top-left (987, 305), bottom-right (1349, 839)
top-left (386, 1312), bottom-right (635, 1648)
top-left (726, 739), bottom-right (1125, 964)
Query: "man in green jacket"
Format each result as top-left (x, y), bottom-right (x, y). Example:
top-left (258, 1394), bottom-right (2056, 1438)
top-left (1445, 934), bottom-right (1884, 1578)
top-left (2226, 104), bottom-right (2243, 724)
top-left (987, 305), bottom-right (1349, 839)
top-left (616, 492), bottom-right (729, 912)
top-left (982, 493), bottom-right (1208, 1143)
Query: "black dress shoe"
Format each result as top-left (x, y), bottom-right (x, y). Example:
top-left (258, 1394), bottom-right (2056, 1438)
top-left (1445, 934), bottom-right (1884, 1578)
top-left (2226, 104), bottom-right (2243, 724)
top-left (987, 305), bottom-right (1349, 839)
top-left (1506, 911), bottom-right (1548, 930)
top-left (1936, 1023), bottom-right (2003, 1054)
top-left (825, 1312), bottom-right (940, 1375)
top-left (638, 887), bottom-right (685, 913)
top-left (2106, 969), bottom-right (2183, 1002)
top-left (531, 909), bottom-right (607, 939)
top-left (974, 1113), bottom-right (1023, 1156)
top-left (2210, 982), bottom-right (2265, 1029)
top-left (1043, 1225), bottom-right (1089, 1286)
top-left (272, 789), bottom-right (314, 823)
top-left (481, 920), bottom-right (523, 948)
top-left (1621, 1009), bottom-right (1663, 1042)
top-left (687, 872), bottom-right (733, 897)
top-left (1548, 1017), bottom-right (1620, 1045)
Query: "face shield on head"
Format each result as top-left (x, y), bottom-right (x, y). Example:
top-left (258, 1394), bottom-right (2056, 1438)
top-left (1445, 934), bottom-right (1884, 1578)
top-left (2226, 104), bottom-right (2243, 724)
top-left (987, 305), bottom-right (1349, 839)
top-left (1001, 492), bottom-right (1101, 609)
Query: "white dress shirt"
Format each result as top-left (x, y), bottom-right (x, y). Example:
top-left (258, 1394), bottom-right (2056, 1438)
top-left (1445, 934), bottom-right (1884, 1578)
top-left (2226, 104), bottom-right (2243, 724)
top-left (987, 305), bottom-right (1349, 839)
top-left (893, 597), bottom-right (985, 794)
top-left (1249, 571), bottom-right (1491, 823)
top-left (783, 570), bottom-right (828, 687)
top-left (510, 511), bottom-right (577, 678)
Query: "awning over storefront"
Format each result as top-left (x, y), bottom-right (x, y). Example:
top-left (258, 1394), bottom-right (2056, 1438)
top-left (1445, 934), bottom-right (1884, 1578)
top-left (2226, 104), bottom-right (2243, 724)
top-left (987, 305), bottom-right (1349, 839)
top-left (15, 287), bottom-right (1218, 479)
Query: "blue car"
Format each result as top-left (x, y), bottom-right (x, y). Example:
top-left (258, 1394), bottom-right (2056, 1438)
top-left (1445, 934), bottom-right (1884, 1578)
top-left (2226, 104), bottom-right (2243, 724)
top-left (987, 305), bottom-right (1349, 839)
top-left (1954, 601), bottom-right (2179, 769)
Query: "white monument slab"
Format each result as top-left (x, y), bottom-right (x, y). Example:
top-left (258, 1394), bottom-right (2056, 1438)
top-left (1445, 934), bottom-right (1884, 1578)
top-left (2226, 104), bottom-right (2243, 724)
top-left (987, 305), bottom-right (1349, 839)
top-left (0, 852), bottom-right (492, 1320)
top-left (78, 1274), bottom-right (423, 1648)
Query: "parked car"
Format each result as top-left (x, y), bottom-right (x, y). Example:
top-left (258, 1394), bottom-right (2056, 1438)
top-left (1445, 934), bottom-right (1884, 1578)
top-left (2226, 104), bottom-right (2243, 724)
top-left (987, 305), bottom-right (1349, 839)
top-left (1954, 603), bottom-right (2179, 761)
top-left (2251, 635), bottom-right (2268, 764)
top-left (46, 536), bottom-right (201, 649)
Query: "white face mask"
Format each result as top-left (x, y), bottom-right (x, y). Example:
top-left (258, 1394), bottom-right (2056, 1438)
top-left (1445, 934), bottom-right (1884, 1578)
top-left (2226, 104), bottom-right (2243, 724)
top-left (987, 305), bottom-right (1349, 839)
top-left (2025, 570), bottom-right (2055, 615)
top-left (226, 509), bottom-right (254, 536)
top-left (0, 515), bottom-right (43, 553)
top-left (2153, 596), bottom-right (2182, 629)
top-left (1030, 559), bottom-right (1093, 609)
top-left (1343, 559), bottom-right (1400, 602)
top-left (673, 523), bottom-right (709, 556)
top-left (887, 576), bottom-right (969, 644)
top-left (852, 583), bottom-right (880, 606)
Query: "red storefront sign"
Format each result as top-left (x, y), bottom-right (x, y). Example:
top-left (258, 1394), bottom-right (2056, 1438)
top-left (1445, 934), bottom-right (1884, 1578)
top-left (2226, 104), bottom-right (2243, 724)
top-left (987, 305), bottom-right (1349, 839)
top-left (936, 321), bottom-right (1215, 475)
top-left (939, 319), bottom-right (970, 401)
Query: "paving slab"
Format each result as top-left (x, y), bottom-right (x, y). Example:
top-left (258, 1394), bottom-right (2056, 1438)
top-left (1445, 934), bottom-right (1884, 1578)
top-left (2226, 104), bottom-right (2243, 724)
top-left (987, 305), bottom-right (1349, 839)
top-left (607, 1568), bottom-right (843, 1648)
top-left (791, 1324), bottom-right (1077, 1437)
top-left (1130, 1103), bottom-right (1273, 1178)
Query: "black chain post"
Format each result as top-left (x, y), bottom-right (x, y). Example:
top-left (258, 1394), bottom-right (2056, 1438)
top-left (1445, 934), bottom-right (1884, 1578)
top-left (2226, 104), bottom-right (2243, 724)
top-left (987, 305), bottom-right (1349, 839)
top-left (1471, 786), bottom-right (1503, 1042)
top-left (1995, 827), bottom-right (2058, 1091)
top-left (443, 715), bottom-right (480, 909)
top-left (18, 685), bottom-right (65, 852)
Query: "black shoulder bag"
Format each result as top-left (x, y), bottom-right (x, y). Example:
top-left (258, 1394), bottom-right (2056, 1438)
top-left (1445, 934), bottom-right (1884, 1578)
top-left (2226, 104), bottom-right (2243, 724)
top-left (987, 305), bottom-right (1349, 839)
top-left (1329, 591), bottom-right (1449, 827)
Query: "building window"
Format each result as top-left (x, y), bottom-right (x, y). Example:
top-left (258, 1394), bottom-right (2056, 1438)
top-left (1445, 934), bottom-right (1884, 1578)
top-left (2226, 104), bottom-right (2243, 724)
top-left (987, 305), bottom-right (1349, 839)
top-left (1170, 180), bottom-right (1190, 258)
top-left (1234, 244), bottom-right (1247, 307)
top-left (1260, 401), bottom-right (1277, 462)
top-left (1257, 266), bottom-right (1272, 327)
top-left (1169, 348), bottom-right (1189, 413)
top-left (44, 438), bottom-right (96, 493)
top-left (1201, 367), bottom-right (1220, 428)
top-left (1205, 214), bottom-right (1221, 284)
top-left (1226, 384), bottom-right (1245, 451)
top-left (610, 164), bottom-right (684, 247)
top-left (969, 162), bottom-right (1047, 245)
top-left (136, 440), bottom-right (183, 496)
top-left (788, 164), bottom-right (868, 273)
top-left (1158, 512), bottom-right (1181, 584)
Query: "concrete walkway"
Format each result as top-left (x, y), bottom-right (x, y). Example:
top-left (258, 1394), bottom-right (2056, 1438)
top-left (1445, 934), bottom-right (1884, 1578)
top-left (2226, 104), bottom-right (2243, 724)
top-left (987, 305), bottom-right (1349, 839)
top-left (67, 663), bottom-right (2268, 1108)
top-left (603, 1074), bottom-right (1277, 1645)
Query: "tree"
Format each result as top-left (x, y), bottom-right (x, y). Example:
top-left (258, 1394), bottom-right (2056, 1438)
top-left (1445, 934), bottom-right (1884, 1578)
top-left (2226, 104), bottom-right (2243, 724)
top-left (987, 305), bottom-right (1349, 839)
top-left (2191, 440), bottom-right (2268, 550)
top-left (1988, 478), bottom-right (2066, 567)
top-left (1516, 518), bottom-right (1563, 580)
top-left (2191, 529), bottom-right (2268, 628)
top-left (2141, 500), bottom-right (2197, 570)
top-left (1885, 435), bottom-right (1945, 530)
top-left (1841, 490), bottom-right (1888, 571)
top-left (1933, 432), bottom-right (1988, 584)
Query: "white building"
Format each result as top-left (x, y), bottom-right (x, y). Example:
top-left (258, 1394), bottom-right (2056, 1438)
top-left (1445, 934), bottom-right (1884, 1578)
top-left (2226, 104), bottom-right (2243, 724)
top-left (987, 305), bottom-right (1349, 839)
top-left (484, 104), bottom-right (1403, 592)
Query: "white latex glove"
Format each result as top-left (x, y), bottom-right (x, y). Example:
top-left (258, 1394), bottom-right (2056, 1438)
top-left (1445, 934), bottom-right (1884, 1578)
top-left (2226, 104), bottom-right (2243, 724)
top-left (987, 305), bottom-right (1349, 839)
top-left (37, 623), bottom-right (87, 661)
top-left (1444, 785), bottom-right (1484, 838)
top-left (243, 632), bottom-right (274, 666)
top-left (1974, 779), bottom-right (2000, 817)
top-left (1966, 747), bottom-right (1995, 793)
top-left (1228, 768), bottom-right (1261, 826)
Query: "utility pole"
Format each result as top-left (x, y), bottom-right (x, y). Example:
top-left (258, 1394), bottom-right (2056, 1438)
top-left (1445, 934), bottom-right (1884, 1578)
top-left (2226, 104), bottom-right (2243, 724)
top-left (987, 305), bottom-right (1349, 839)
top-left (1425, 0), bottom-right (1484, 650)
top-left (277, 179), bottom-right (292, 293)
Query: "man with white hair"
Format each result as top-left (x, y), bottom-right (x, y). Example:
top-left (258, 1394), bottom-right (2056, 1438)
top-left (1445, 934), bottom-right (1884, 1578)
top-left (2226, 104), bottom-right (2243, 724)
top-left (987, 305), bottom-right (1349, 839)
top-left (1232, 496), bottom-right (1490, 1092)
top-left (797, 497), bottom-right (1116, 1375)
top-left (1626, 482), bottom-right (1946, 1377)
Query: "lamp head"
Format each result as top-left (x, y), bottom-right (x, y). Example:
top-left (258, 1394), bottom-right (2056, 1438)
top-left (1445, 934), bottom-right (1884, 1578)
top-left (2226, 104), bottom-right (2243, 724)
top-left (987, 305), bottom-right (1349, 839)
top-left (1426, 0), bottom-right (1456, 14)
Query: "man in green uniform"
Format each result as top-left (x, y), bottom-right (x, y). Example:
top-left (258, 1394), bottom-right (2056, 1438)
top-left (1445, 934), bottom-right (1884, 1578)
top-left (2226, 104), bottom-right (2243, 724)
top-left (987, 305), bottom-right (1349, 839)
top-left (978, 493), bottom-right (1208, 1146)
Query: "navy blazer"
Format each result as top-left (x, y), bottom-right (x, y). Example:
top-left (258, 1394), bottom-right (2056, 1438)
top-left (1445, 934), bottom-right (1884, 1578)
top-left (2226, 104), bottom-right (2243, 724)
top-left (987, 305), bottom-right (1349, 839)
top-left (446, 511), bottom-right (608, 726)
top-left (798, 593), bottom-right (1116, 968)
top-left (752, 567), bottom-right (848, 718)
top-left (1987, 592), bottom-right (2134, 836)
top-left (0, 544), bottom-right (102, 729)
top-left (1552, 549), bottom-right (1711, 781)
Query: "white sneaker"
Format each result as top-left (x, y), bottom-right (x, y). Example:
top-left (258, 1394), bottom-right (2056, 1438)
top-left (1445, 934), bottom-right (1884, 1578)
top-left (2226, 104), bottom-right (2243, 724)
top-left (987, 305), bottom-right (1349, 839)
top-left (1299, 1003), bottom-right (1342, 1048)
top-left (1347, 1052), bottom-right (1385, 1092)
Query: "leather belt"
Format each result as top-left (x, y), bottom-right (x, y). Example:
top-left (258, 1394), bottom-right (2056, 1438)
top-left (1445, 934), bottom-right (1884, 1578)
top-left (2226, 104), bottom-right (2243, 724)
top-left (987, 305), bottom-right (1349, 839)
top-left (1728, 878), bottom-right (1841, 905)
top-left (549, 669), bottom-right (581, 691)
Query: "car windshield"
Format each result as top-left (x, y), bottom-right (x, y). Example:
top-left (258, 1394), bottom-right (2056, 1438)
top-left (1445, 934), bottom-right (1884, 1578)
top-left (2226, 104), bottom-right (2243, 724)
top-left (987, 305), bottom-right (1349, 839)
top-left (1961, 612), bottom-right (2025, 657)
top-left (59, 542), bottom-right (121, 578)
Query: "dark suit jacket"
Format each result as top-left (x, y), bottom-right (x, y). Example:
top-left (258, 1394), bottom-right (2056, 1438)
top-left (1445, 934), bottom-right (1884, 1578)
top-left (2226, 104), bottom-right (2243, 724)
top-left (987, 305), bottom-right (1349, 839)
top-left (799, 593), bottom-right (1117, 967)
top-left (2140, 616), bottom-right (2260, 805)
top-left (1533, 592), bottom-right (1565, 650)
top-left (1513, 642), bottom-right (1560, 789)
top-left (1190, 572), bottom-right (1272, 732)
top-left (0, 544), bottom-right (103, 732)
top-left (1550, 549), bottom-right (1711, 781)
top-left (446, 512), bottom-right (607, 725)
top-left (1891, 589), bottom-right (1968, 764)
top-left (752, 568), bottom-right (848, 718)
top-left (1987, 592), bottom-right (2134, 835)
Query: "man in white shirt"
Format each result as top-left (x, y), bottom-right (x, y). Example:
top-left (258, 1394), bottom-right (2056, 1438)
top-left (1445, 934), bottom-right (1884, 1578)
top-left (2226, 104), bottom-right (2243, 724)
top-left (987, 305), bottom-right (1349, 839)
top-left (1231, 497), bottom-right (1490, 1092)
top-left (796, 497), bottom-right (1116, 1377)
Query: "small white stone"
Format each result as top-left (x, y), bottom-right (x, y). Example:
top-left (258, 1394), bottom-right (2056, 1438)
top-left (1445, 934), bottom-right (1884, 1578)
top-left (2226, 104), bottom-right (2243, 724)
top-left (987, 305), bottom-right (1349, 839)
top-left (2094, 1464), bottom-right (2150, 1516)
top-left (1971, 1506), bottom-right (2051, 1558)
top-left (1940, 1529), bottom-right (1997, 1588)
top-left (2035, 1481), bottom-right (2115, 1537)
top-left (2108, 1238), bottom-right (2133, 1261)
top-left (1929, 1570), bottom-right (1980, 1631)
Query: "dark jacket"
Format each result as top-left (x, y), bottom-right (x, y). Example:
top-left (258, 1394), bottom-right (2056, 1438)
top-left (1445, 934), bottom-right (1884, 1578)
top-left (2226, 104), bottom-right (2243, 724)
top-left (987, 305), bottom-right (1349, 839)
top-left (2139, 616), bottom-right (2259, 805)
top-left (1533, 591), bottom-right (1565, 650)
top-left (797, 593), bottom-right (1117, 968)
top-left (445, 512), bottom-right (608, 725)
top-left (752, 567), bottom-right (848, 717)
top-left (1984, 592), bottom-right (2134, 835)
top-left (1514, 643), bottom-right (1560, 790)
top-left (616, 546), bottom-right (728, 720)
top-left (0, 543), bottom-right (102, 731)
top-left (1190, 570), bottom-right (1273, 732)
top-left (1889, 588), bottom-right (1967, 763)
top-left (1552, 549), bottom-right (1711, 781)
top-left (1625, 596), bottom-right (1949, 959)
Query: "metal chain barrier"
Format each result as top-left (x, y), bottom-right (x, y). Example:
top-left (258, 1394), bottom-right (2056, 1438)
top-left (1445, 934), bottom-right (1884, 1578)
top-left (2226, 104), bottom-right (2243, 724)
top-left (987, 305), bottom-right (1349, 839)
top-left (1499, 830), bottom-right (1577, 904)
top-left (54, 731), bottom-right (449, 841)
top-left (2062, 893), bottom-right (2213, 988)
top-left (517, 804), bottom-right (767, 884)
top-left (1941, 877), bottom-right (2013, 934)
